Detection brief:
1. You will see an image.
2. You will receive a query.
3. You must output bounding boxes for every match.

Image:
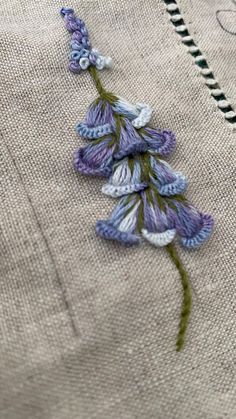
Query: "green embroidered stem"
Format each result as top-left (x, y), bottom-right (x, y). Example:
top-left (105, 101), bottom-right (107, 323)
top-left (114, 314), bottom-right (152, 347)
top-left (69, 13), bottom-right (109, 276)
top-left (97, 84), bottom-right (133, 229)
top-left (166, 243), bottom-right (192, 351)
top-left (89, 66), bottom-right (106, 95)
top-left (88, 66), bottom-right (117, 103)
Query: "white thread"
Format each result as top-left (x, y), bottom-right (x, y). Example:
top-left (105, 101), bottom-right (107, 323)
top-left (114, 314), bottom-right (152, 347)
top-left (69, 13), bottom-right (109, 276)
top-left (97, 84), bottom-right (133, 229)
top-left (112, 160), bottom-right (131, 186)
top-left (136, 103), bottom-right (150, 111)
top-left (114, 98), bottom-right (152, 127)
top-left (175, 25), bottom-right (187, 33)
top-left (102, 184), bottom-right (144, 197)
top-left (132, 103), bottom-right (152, 129)
top-left (115, 97), bottom-right (138, 117)
top-left (104, 57), bottom-right (113, 68)
top-left (118, 203), bottom-right (140, 232)
top-left (188, 46), bottom-right (199, 54)
top-left (166, 4), bottom-right (179, 11)
top-left (195, 55), bottom-right (206, 63)
top-left (79, 57), bottom-right (90, 70)
top-left (102, 158), bottom-right (146, 197)
top-left (217, 100), bottom-right (230, 109)
top-left (205, 78), bottom-right (218, 87)
top-left (91, 48), bottom-right (100, 55)
top-left (96, 56), bottom-right (105, 70)
top-left (225, 111), bottom-right (236, 119)
top-left (170, 14), bottom-right (182, 22)
top-left (142, 229), bottom-right (176, 247)
top-left (181, 35), bottom-right (193, 43)
top-left (211, 89), bottom-right (224, 97)
top-left (200, 68), bottom-right (213, 76)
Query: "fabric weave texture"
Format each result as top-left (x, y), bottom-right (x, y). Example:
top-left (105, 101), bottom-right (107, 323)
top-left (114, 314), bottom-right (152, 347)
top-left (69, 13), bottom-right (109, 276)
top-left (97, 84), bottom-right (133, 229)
top-left (0, 1), bottom-right (235, 418)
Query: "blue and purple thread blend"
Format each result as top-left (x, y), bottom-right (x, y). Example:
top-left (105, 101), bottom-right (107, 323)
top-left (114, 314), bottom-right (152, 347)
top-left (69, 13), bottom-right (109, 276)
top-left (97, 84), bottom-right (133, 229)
top-left (60, 7), bottom-right (214, 351)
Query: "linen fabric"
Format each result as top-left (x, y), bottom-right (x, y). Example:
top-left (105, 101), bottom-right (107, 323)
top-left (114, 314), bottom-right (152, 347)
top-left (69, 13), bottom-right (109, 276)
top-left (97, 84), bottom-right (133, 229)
top-left (0, 1), bottom-right (235, 418)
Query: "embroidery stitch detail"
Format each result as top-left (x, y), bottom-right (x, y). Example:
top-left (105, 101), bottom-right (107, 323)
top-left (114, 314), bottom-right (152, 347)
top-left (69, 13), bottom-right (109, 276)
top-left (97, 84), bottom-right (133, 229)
top-left (60, 7), bottom-right (112, 73)
top-left (61, 7), bottom-right (214, 351)
top-left (164, 0), bottom-right (236, 127)
top-left (216, 9), bottom-right (236, 36)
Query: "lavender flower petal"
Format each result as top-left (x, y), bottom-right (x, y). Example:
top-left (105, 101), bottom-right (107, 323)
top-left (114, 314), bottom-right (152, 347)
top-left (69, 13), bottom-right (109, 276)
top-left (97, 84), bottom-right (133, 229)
top-left (96, 221), bottom-right (140, 245)
top-left (102, 158), bottom-right (147, 197)
top-left (85, 99), bottom-right (115, 128)
top-left (73, 139), bottom-right (115, 176)
top-left (150, 157), bottom-right (187, 196)
top-left (142, 128), bottom-right (176, 156)
top-left (140, 190), bottom-right (176, 245)
top-left (96, 197), bottom-right (140, 245)
top-left (180, 213), bottom-right (214, 248)
top-left (71, 32), bottom-right (83, 43)
top-left (69, 60), bottom-right (81, 73)
top-left (166, 202), bottom-right (214, 248)
top-left (114, 119), bottom-right (147, 159)
top-left (142, 190), bottom-right (170, 233)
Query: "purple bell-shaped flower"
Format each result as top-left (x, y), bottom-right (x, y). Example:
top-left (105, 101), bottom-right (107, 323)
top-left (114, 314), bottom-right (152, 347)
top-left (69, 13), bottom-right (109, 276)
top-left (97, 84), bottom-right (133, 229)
top-left (74, 138), bottom-right (115, 177)
top-left (149, 155), bottom-right (187, 196)
top-left (102, 157), bottom-right (147, 197)
top-left (96, 196), bottom-right (141, 245)
top-left (141, 190), bottom-right (177, 247)
top-left (166, 201), bottom-right (214, 249)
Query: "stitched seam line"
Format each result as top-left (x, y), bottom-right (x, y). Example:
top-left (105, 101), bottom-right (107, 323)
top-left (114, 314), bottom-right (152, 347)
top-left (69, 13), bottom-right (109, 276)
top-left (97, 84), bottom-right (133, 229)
top-left (0, 132), bottom-right (79, 338)
top-left (163, 0), bottom-right (236, 127)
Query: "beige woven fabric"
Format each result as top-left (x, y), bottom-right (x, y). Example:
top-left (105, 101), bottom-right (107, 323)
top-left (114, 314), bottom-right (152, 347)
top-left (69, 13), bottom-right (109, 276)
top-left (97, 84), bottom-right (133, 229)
top-left (180, 0), bottom-right (236, 109)
top-left (0, 1), bottom-right (235, 418)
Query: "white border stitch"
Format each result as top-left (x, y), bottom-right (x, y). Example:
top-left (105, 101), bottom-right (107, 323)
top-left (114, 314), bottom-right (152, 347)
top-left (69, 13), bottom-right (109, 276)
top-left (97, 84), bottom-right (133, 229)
top-left (164, 0), bottom-right (236, 129)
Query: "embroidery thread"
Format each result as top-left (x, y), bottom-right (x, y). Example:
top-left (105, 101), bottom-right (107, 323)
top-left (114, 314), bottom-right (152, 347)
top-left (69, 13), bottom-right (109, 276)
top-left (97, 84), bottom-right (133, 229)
top-left (216, 9), bottom-right (236, 36)
top-left (164, 0), bottom-right (236, 125)
top-left (60, 7), bottom-right (214, 351)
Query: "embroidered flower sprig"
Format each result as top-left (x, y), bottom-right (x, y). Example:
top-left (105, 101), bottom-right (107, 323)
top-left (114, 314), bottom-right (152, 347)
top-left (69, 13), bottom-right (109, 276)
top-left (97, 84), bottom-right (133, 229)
top-left (61, 7), bottom-right (112, 73)
top-left (60, 7), bottom-right (214, 351)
